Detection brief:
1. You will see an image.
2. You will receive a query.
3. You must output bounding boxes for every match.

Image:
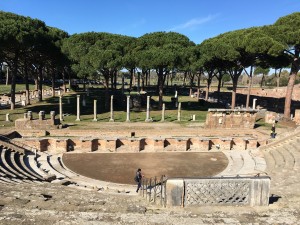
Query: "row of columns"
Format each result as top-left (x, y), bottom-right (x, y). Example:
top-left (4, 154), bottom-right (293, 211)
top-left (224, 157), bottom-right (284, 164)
top-left (58, 95), bottom-right (192, 122)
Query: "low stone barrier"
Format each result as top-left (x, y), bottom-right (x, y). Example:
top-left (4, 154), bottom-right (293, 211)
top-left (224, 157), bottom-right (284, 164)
top-left (12, 135), bottom-right (259, 153)
top-left (166, 176), bottom-right (270, 207)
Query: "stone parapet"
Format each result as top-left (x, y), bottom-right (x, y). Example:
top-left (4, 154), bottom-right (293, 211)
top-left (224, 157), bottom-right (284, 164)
top-left (206, 109), bottom-right (257, 129)
top-left (166, 177), bottom-right (270, 207)
top-left (13, 136), bottom-right (258, 153)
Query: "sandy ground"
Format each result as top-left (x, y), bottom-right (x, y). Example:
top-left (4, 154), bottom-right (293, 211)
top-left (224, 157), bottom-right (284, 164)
top-left (62, 152), bottom-right (228, 184)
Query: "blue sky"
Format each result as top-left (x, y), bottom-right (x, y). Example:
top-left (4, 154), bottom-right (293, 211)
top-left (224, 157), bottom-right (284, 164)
top-left (1, 0), bottom-right (299, 44)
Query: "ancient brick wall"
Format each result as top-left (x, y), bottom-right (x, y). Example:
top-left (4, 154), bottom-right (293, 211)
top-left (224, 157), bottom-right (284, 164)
top-left (205, 109), bottom-right (257, 129)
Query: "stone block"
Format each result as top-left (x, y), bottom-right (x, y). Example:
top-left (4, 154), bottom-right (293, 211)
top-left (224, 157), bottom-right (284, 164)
top-left (166, 179), bottom-right (184, 207)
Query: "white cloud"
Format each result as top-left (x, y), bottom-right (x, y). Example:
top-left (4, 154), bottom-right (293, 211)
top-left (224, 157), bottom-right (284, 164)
top-left (168, 15), bottom-right (217, 31)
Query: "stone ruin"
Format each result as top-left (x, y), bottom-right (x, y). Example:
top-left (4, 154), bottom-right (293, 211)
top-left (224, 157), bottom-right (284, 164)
top-left (15, 111), bottom-right (61, 130)
top-left (205, 109), bottom-right (258, 129)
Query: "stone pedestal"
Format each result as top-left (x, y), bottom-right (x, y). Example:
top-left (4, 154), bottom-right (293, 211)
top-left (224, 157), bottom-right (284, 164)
top-left (109, 96), bottom-right (114, 122)
top-left (145, 96), bottom-right (152, 122)
top-left (93, 99), bottom-right (98, 121)
top-left (177, 102), bottom-right (181, 121)
top-left (76, 95), bottom-right (81, 121)
top-left (161, 103), bottom-right (165, 122)
top-left (59, 96), bottom-right (63, 121)
top-left (126, 96), bottom-right (130, 122)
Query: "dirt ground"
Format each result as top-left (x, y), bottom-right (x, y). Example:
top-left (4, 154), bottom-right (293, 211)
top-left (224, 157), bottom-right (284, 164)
top-left (62, 152), bottom-right (228, 184)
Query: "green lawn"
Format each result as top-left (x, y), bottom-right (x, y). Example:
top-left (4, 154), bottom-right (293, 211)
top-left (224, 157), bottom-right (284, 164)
top-left (0, 87), bottom-right (213, 128)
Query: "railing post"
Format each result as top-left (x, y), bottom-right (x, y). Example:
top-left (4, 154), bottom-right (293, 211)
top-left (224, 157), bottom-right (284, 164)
top-left (149, 178), bottom-right (152, 202)
top-left (154, 176), bottom-right (157, 203)
top-left (160, 175), bottom-right (163, 206)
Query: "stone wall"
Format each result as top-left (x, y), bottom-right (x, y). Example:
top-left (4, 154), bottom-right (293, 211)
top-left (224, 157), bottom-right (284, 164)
top-left (166, 177), bottom-right (270, 207)
top-left (205, 109), bottom-right (257, 129)
top-left (13, 135), bottom-right (258, 153)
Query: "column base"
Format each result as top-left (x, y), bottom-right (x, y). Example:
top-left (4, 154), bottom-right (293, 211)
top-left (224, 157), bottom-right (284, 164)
top-left (145, 118), bottom-right (153, 122)
top-left (109, 119), bottom-right (114, 122)
top-left (92, 119), bottom-right (98, 122)
top-left (76, 119), bottom-right (81, 121)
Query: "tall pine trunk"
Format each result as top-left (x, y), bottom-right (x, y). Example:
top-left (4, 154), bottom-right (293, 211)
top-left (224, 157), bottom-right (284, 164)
top-left (284, 48), bottom-right (299, 119)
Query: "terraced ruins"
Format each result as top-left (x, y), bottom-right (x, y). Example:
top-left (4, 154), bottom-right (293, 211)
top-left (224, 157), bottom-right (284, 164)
top-left (0, 123), bottom-right (299, 224)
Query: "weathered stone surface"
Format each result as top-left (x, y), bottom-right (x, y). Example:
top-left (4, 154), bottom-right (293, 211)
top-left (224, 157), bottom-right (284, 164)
top-left (166, 179), bottom-right (184, 207)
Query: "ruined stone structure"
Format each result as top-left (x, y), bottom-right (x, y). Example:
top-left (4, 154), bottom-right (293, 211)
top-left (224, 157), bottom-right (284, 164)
top-left (13, 135), bottom-right (258, 153)
top-left (15, 111), bottom-right (61, 130)
top-left (166, 177), bottom-right (270, 207)
top-left (205, 109), bottom-right (257, 129)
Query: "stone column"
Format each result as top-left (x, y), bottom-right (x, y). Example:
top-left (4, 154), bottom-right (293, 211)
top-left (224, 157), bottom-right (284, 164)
top-left (5, 113), bottom-right (11, 122)
top-left (252, 98), bottom-right (257, 110)
top-left (76, 95), bottom-right (81, 121)
top-left (109, 96), bottom-right (114, 122)
top-left (177, 102), bottom-right (181, 121)
top-left (39, 111), bottom-right (45, 120)
top-left (50, 111), bottom-right (56, 121)
top-left (192, 115), bottom-right (196, 121)
top-left (93, 99), bottom-right (98, 121)
top-left (126, 96), bottom-right (130, 122)
top-left (145, 96), bottom-right (152, 122)
top-left (59, 95), bottom-right (63, 121)
top-left (161, 103), bottom-right (165, 122)
top-left (27, 111), bottom-right (33, 120)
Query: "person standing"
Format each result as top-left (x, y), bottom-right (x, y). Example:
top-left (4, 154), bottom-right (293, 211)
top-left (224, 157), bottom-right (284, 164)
top-left (271, 123), bottom-right (276, 138)
top-left (135, 168), bottom-right (143, 193)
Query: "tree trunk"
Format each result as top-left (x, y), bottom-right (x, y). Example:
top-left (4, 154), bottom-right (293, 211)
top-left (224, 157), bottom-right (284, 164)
top-left (62, 70), bottom-right (66, 93)
top-left (6, 66), bottom-right (9, 86)
top-left (129, 68), bottom-right (133, 90)
top-left (24, 60), bottom-right (30, 105)
top-left (245, 66), bottom-right (253, 109)
top-left (52, 72), bottom-right (55, 97)
top-left (245, 75), bottom-right (253, 109)
top-left (157, 68), bottom-right (164, 109)
top-left (104, 75), bottom-right (110, 110)
top-left (231, 78), bottom-right (238, 110)
top-left (10, 53), bottom-right (18, 110)
top-left (37, 66), bottom-right (43, 102)
top-left (284, 48), bottom-right (299, 119)
top-left (276, 68), bottom-right (282, 88)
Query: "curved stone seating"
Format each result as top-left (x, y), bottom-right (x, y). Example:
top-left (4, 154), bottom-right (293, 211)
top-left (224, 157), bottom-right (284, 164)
top-left (216, 150), bottom-right (264, 177)
top-left (0, 148), bottom-right (18, 178)
top-left (17, 154), bottom-right (43, 180)
top-left (36, 153), bottom-right (65, 179)
top-left (262, 134), bottom-right (300, 195)
top-left (3, 149), bottom-right (28, 179)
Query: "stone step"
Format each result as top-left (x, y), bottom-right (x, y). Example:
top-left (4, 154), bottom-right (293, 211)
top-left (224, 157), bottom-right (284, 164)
top-left (16, 154), bottom-right (42, 180)
top-left (286, 143), bottom-right (300, 169)
top-left (279, 146), bottom-right (296, 170)
top-left (48, 155), bottom-right (75, 178)
top-left (0, 148), bottom-right (17, 178)
top-left (237, 151), bottom-right (256, 175)
top-left (269, 149), bottom-right (285, 169)
top-left (8, 150), bottom-right (36, 180)
top-left (0, 176), bottom-right (17, 185)
top-left (26, 155), bottom-right (50, 180)
top-left (248, 149), bottom-right (267, 173)
top-left (37, 154), bottom-right (65, 179)
top-left (217, 151), bottom-right (244, 176)
top-left (216, 151), bottom-right (233, 177)
top-left (263, 151), bottom-right (276, 173)
top-left (2, 149), bottom-right (28, 179)
top-left (19, 154), bottom-right (44, 179)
